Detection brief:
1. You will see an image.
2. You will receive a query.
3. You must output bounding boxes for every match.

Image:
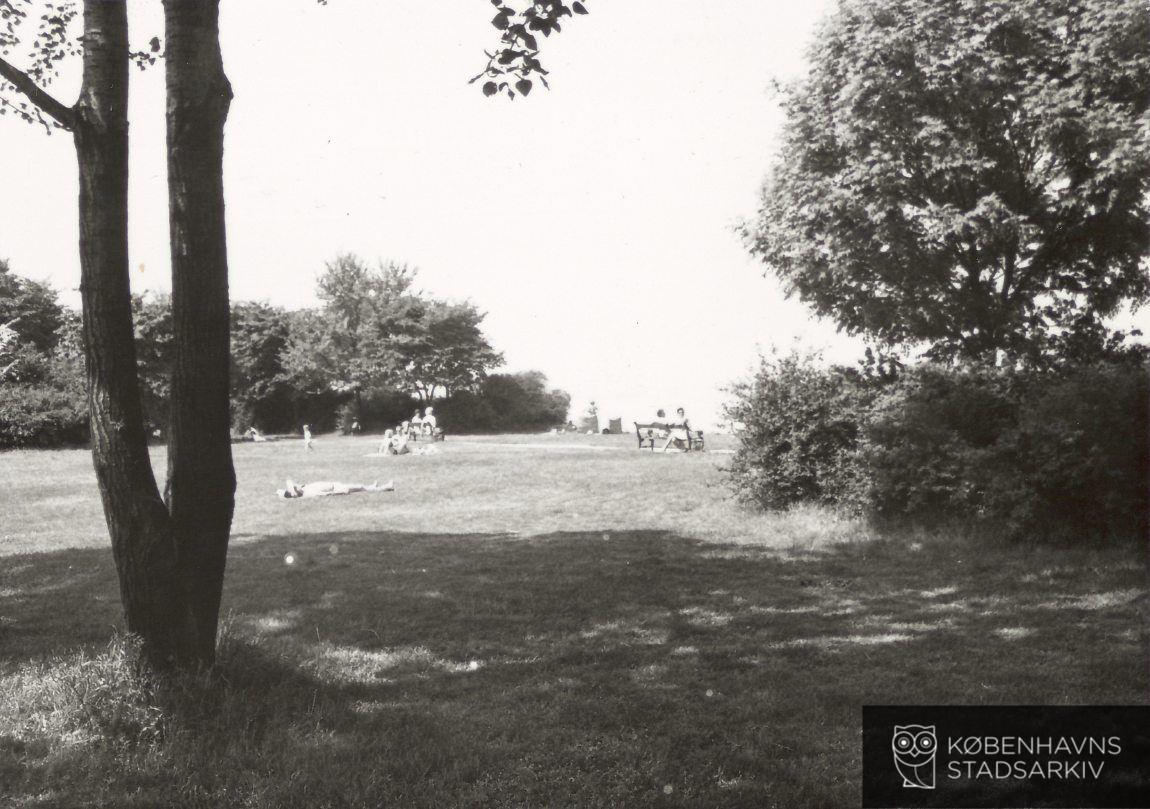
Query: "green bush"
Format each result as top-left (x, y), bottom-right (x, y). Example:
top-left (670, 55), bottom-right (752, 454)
top-left (860, 361), bottom-right (1149, 540)
top-left (985, 363), bottom-right (1148, 541)
top-left (728, 352), bottom-right (1149, 541)
top-left (337, 390), bottom-right (421, 434)
top-left (725, 351), bottom-right (876, 510)
top-left (437, 372), bottom-right (570, 434)
top-left (0, 380), bottom-right (88, 449)
top-left (861, 365), bottom-right (1017, 524)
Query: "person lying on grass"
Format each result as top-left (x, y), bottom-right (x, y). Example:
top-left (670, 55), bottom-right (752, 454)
top-left (277, 480), bottom-right (394, 499)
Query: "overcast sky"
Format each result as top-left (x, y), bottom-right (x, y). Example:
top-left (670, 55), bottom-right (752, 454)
top-left (3, 0), bottom-right (880, 428)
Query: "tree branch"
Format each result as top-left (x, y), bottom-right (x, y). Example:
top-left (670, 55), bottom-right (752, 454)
top-left (0, 53), bottom-right (74, 129)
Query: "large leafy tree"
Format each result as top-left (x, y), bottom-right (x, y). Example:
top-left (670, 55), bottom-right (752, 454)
top-left (747, 0), bottom-right (1150, 361)
top-left (402, 300), bottom-right (503, 400)
top-left (230, 301), bottom-right (294, 432)
top-left (0, 258), bottom-right (64, 353)
top-left (298, 255), bottom-right (425, 405)
top-left (131, 292), bottom-right (173, 433)
top-left (289, 255), bottom-right (503, 405)
top-left (0, 1), bottom-right (192, 667)
top-left (0, 259), bottom-right (64, 382)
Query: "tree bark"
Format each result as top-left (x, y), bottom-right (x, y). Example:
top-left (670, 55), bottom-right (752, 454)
top-left (162, 0), bottom-right (236, 667)
top-left (73, 0), bottom-right (189, 668)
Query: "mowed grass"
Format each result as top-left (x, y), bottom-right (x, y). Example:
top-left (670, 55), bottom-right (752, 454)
top-left (1, 434), bottom-right (1147, 808)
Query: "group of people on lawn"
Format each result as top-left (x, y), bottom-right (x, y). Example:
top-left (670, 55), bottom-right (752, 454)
top-left (250, 406), bottom-right (440, 456)
top-left (378, 407), bottom-right (439, 455)
top-left (275, 404), bottom-right (698, 500)
top-left (275, 408), bottom-right (439, 498)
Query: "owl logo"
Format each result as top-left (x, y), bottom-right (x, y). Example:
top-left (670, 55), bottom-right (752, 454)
top-left (891, 725), bottom-right (936, 789)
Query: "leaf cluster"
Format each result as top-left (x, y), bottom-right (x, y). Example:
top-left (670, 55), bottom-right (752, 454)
top-left (471, 0), bottom-right (589, 99)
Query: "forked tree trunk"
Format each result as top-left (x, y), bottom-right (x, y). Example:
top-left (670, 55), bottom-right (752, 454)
top-left (73, 0), bottom-right (190, 669)
top-left (162, 0), bottom-right (236, 667)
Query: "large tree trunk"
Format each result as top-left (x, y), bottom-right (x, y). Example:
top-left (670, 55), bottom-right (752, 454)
top-left (73, 0), bottom-right (189, 668)
top-left (162, 0), bottom-right (236, 667)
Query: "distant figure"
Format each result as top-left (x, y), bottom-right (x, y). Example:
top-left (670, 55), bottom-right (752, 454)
top-left (400, 420), bottom-right (413, 441)
top-left (350, 419), bottom-right (361, 435)
top-left (247, 427), bottom-right (267, 443)
top-left (422, 406), bottom-right (437, 435)
top-left (303, 424), bottom-right (314, 451)
top-left (410, 410), bottom-right (423, 433)
top-left (277, 479), bottom-right (394, 499)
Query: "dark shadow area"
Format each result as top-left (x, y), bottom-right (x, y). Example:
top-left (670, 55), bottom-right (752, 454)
top-left (1, 530), bottom-right (1147, 807)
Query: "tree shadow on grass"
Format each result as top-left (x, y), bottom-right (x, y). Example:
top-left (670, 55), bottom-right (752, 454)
top-left (1, 530), bottom-right (1147, 807)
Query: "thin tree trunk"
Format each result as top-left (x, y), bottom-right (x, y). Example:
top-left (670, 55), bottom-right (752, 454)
top-left (74, 0), bottom-right (188, 668)
top-left (162, 0), bottom-right (236, 667)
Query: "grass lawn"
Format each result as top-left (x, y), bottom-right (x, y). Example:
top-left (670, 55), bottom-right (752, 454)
top-left (1, 434), bottom-right (1147, 807)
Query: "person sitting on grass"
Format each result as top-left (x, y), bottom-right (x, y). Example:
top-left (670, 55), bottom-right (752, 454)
top-left (422, 406), bottom-right (437, 435)
top-left (277, 479), bottom-right (394, 499)
top-left (379, 429), bottom-right (396, 455)
top-left (247, 427), bottom-right (267, 443)
top-left (377, 429), bottom-right (411, 455)
top-left (392, 430), bottom-right (412, 455)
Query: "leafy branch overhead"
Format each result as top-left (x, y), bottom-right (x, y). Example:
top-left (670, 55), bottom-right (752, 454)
top-left (471, 0), bottom-right (588, 99)
top-left (0, 0), bottom-right (160, 131)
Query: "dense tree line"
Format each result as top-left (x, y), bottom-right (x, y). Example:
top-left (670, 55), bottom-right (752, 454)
top-left (0, 254), bottom-right (570, 447)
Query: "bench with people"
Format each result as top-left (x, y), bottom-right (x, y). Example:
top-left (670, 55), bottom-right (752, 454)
top-left (634, 407), bottom-right (704, 452)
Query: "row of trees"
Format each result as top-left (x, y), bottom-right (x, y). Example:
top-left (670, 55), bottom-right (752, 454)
top-left (2, 254), bottom-right (571, 444)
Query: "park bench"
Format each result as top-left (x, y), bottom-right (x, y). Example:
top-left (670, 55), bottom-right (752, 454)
top-left (634, 422), bottom-right (667, 450)
top-left (634, 422), bottom-right (705, 451)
